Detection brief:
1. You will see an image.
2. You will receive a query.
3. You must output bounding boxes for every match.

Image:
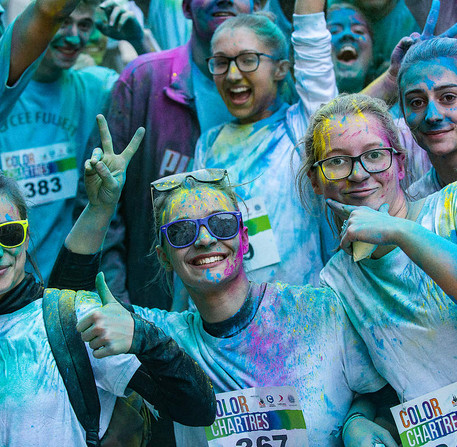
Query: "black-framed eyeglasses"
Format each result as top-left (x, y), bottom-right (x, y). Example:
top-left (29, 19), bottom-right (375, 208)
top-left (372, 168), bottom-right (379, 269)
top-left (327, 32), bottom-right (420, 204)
top-left (206, 52), bottom-right (278, 75)
top-left (312, 147), bottom-right (398, 181)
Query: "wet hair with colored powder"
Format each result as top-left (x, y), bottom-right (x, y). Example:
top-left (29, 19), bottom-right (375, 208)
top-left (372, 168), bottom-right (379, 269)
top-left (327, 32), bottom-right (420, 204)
top-left (397, 37), bottom-right (457, 101)
top-left (296, 93), bottom-right (409, 208)
top-left (211, 12), bottom-right (288, 61)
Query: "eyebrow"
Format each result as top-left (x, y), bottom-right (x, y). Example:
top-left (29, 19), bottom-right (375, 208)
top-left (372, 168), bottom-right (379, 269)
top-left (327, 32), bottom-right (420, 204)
top-left (404, 84), bottom-right (457, 96)
top-left (326, 143), bottom-right (388, 154)
top-left (173, 209), bottom-right (231, 220)
top-left (213, 50), bottom-right (260, 56)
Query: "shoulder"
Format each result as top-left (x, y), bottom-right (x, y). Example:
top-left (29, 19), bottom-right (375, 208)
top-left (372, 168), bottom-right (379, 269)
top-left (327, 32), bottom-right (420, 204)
top-left (118, 45), bottom-right (190, 83)
top-left (133, 305), bottom-right (198, 337)
top-left (267, 281), bottom-right (339, 312)
top-left (64, 67), bottom-right (118, 95)
top-left (319, 251), bottom-right (351, 288)
top-left (198, 123), bottom-right (226, 146)
top-left (407, 168), bottom-right (441, 200)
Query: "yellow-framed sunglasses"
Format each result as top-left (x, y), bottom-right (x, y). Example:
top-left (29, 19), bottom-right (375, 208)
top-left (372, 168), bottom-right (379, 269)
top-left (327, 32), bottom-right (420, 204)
top-left (0, 220), bottom-right (28, 248)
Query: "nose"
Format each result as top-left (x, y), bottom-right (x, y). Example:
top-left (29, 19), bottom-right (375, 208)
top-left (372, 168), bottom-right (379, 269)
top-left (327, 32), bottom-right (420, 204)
top-left (194, 225), bottom-right (217, 247)
top-left (425, 101), bottom-right (444, 124)
top-left (216, 0), bottom-right (233, 7)
top-left (226, 60), bottom-right (243, 81)
top-left (341, 32), bottom-right (356, 43)
top-left (347, 159), bottom-right (370, 182)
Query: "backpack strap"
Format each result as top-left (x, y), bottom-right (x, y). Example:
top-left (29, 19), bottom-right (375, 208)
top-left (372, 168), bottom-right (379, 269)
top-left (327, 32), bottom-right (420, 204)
top-left (42, 289), bottom-right (101, 447)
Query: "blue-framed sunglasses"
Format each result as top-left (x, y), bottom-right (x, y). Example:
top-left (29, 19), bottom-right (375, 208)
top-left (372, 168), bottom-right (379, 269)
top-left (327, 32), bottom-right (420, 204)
top-left (159, 211), bottom-right (242, 248)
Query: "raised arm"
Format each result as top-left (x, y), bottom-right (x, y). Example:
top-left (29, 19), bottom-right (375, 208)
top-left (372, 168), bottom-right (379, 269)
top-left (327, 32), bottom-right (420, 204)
top-left (328, 198), bottom-right (457, 301)
top-left (65, 114), bottom-right (144, 254)
top-left (363, 0), bottom-right (457, 103)
top-left (48, 115), bottom-right (143, 291)
top-left (294, 0), bottom-right (324, 15)
top-left (95, 0), bottom-right (159, 55)
top-left (8, 0), bottom-right (80, 85)
top-left (293, 0), bottom-right (338, 118)
top-left (76, 273), bottom-right (216, 426)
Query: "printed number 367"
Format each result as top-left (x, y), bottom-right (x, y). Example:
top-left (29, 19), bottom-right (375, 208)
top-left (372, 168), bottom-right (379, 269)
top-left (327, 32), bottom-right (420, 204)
top-left (236, 434), bottom-right (287, 447)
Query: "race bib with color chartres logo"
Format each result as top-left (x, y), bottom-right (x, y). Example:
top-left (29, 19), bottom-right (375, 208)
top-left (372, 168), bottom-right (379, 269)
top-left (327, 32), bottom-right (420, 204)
top-left (1, 143), bottom-right (78, 206)
top-left (391, 382), bottom-right (457, 447)
top-left (205, 386), bottom-right (308, 447)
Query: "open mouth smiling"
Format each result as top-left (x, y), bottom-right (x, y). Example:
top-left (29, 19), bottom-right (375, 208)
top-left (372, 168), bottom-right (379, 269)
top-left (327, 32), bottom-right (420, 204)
top-left (212, 11), bottom-right (235, 18)
top-left (337, 45), bottom-right (358, 63)
top-left (190, 253), bottom-right (228, 267)
top-left (227, 86), bottom-right (251, 104)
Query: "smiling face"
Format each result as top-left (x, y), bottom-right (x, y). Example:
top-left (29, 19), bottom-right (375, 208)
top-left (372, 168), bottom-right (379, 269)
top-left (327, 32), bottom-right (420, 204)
top-left (328, 7), bottom-right (373, 93)
top-left (39, 3), bottom-right (95, 74)
top-left (183, 0), bottom-right (255, 41)
top-left (0, 195), bottom-right (28, 301)
top-left (400, 57), bottom-right (457, 160)
top-left (211, 26), bottom-right (287, 124)
top-left (309, 113), bottom-right (407, 214)
top-left (156, 186), bottom-right (249, 295)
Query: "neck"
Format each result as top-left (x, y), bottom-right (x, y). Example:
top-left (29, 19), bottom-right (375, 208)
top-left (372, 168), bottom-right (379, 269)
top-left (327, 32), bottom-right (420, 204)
top-left (190, 32), bottom-right (213, 80)
top-left (33, 64), bottom-right (63, 83)
top-left (188, 270), bottom-right (250, 323)
top-left (429, 152), bottom-right (457, 187)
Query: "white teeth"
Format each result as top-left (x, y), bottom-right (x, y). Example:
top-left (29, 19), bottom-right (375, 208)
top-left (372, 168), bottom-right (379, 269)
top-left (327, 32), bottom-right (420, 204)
top-left (195, 256), bottom-right (224, 266)
top-left (230, 86), bottom-right (249, 93)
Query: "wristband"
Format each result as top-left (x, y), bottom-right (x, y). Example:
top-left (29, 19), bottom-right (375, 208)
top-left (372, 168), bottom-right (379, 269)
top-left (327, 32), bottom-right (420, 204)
top-left (342, 412), bottom-right (366, 438)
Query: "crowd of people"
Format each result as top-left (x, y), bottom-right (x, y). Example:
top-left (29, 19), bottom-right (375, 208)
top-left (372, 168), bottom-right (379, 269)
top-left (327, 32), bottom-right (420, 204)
top-left (1, 0), bottom-right (457, 444)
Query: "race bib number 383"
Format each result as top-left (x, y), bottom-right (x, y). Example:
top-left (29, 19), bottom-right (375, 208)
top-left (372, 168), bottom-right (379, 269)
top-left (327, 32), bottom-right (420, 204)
top-left (1, 143), bottom-right (78, 206)
top-left (205, 386), bottom-right (308, 447)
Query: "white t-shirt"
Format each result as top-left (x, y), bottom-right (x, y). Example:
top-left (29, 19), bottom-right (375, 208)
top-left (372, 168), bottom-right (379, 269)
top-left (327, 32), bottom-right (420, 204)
top-left (0, 291), bottom-right (140, 446)
top-left (134, 281), bottom-right (386, 446)
top-left (320, 182), bottom-right (457, 401)
top-left (193, 12), bottom-right (339, 287)
top-left (407, 167), bottom-right (442, 200)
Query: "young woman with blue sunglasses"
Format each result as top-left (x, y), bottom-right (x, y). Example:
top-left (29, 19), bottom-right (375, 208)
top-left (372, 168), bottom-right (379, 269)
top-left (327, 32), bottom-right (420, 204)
top-left (73, 146), bottom-right (400, 445)
top-left (0, 116), bottom-right (216, 446)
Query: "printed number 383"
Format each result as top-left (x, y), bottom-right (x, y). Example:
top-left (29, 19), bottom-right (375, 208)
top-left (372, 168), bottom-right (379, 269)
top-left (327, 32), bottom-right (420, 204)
top-left (24, 177), bottom-right (62, 197)
top-left (236, 434), bottom-right (287, 447)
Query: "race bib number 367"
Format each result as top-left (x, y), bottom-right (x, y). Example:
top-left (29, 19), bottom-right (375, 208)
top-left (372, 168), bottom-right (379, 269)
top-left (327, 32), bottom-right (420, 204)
top-left (1, 143), bottom-right (78, 206)
top-left (205, 386), bottom-right (308, 447)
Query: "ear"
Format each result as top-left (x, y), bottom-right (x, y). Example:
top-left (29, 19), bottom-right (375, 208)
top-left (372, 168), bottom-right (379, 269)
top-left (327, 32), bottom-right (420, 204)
top-left (396, 152), bottom-right (406, 181)
top-left (156, 245), bottom-right (173, 271)
top-left (24, 234), bottom-right (30, 251)
top-left (307, 168), bottom-right (323, 195)
top-left (274, 60), bottom-right (290, 81)
top-left (182, 0), bottom-right (192, 20)
top-left (253, 0), bottom-right (263, 12)
top-left (240, 225), bottom-right (249, 255)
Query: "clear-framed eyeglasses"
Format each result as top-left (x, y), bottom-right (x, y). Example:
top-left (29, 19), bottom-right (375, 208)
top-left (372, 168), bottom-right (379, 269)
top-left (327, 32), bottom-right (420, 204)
top-left (206, 52), bottom-right (278, 75)
top-left (312, 147), bottom-right (399, 181)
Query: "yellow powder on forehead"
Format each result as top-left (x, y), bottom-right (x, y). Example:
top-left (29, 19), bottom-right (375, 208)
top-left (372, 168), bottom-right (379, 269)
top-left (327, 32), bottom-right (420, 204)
top-left (161, 187), bottom-right (234, 225)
